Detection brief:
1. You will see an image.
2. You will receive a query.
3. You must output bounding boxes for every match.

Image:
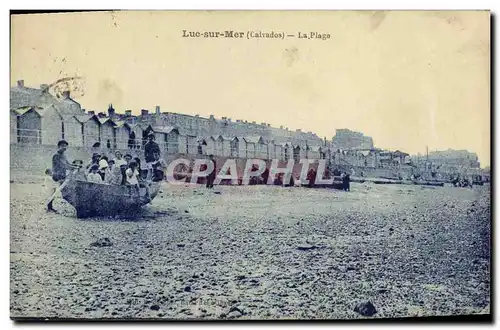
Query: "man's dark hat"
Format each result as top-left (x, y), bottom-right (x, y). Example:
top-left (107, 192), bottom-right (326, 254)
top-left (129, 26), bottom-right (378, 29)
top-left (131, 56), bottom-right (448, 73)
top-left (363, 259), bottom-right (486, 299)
top-left (124, 154), bottom-right (133, 158)
top-left (57, 140), bottom-right (68, 147)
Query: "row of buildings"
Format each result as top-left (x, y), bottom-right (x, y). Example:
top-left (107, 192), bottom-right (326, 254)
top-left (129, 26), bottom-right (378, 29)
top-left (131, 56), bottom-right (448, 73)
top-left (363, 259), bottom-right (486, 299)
top-left (10, 80), bottom-right (482, 174)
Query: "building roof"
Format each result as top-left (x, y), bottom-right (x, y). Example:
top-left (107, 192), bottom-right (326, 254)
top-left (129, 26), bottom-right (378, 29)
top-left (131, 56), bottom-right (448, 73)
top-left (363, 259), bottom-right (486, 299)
top-left (212, 135), bottom-right (231, 141)
top-left (12, 106), bottom-right (49, 117)
top-left (114, 120), bottom-right (131, 129)
top-left (243, 136), bottom-right (264, 144)
top-left (11, 85), bottom-right (84, 119)
top-left (13, 107), bottom-right (36, 116)
top-left (74, 114), bottom-right (100, 124)
top-left (393, 150), bottom-right (410, 157)
top-left (98, 117), bottom-right (116, 125)
top-left (151, 125), bottom-right (179, 134)
top-left (128, 123), bottom-right (145, 130)
top-left (10, 86), bottom-right (58, 110)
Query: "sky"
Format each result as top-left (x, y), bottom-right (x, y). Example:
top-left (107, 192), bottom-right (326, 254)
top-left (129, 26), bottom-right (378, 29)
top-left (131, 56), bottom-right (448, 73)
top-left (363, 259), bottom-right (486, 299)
top-left (10, 11), bottom-right (490, 166)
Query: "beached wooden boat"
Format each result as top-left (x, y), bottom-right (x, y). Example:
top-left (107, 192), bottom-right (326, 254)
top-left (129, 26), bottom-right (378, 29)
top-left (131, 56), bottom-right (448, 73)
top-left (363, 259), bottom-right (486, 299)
top-left (372, 179), bottom-right (402, 184)
top-left (350, 177), bottom-right (366, 183)
top-left (410, 180), bottom-right (445, 187)
top-left (61, 178), bottom-right (161, 218)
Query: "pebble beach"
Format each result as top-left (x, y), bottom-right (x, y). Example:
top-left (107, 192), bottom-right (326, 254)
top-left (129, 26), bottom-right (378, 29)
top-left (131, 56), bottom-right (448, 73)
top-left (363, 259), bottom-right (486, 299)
top-left (10, 180), bottom-right (490, 320)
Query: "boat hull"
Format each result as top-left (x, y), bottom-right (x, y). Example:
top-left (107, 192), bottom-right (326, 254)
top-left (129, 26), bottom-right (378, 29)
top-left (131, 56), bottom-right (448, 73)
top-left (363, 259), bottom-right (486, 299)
top-left (61, 179), bottom-right (161, 218)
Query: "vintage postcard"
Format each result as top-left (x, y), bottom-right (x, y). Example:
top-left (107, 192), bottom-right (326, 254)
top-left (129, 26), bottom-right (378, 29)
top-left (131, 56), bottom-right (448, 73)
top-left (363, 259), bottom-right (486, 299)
top-left (10, 10), bottom-right (490, 320)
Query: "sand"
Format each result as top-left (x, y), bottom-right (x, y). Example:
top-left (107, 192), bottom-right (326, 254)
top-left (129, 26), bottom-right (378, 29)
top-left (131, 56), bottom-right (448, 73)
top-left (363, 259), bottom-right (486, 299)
top-left (10, 180), bottom-right (490, 320)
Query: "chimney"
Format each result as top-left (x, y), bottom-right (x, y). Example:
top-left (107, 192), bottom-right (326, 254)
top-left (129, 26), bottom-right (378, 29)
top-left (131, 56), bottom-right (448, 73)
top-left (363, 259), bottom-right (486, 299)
top-left (267, 124), bottom-right (271, 127)
top-left (296, 129), bottom-right (302, 132)
top-left (261, 122), bottom-right (266, 126)
top-left (141, 109), bottom-right (149, 116)
top-left (236, 120), bottom-right (241, 123)
top-left (125, 110), bottom-right (132, 117)
top-left (88, 110), bottom-right (95, 116)
top-left (280, 125), bottom-right (284, 129)
top-left (97, 112), bottom-right (106, 118)
top-left (195, 114), bottom-right (200, 117)
top-left (108, 106), bottom-right (115, 118)
top-left (40, 84), bottom-right (49, 93)
top-left (227, 118), bottom-right (232, 122)
top-left (155, 105), bottom-right (160, 115)
top-left (222, 116), bottom-right (227, 120)
top-left (17, 80), bottom-right (24, 88)
top-left (209, 115), bottom-right (214, 120)
top-left (252, 121), bottom-right (256, 124)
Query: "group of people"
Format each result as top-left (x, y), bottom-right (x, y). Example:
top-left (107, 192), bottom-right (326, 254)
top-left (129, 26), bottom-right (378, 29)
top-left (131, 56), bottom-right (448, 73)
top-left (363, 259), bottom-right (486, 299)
top-left (46, 133), bottom-right (166, 212)
top-left (83, 150), bottom-right (147, 186)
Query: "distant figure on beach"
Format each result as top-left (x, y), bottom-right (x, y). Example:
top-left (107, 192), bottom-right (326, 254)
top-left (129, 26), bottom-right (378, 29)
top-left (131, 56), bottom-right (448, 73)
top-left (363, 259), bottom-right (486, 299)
top-left (47, 140), bottom-right (73, 212)
top-left (274, 173), bottom-right (283, 186)
top-left (262, 167), bottom-right (270, 185)
top-left (249, 164), bottom-right (260, 185)
top-left (206, 154), bottom-right (216, 188)
top-left (342, 172), bottom-right (351, 192)
top-left (306, 167), bottom-right (317, 188)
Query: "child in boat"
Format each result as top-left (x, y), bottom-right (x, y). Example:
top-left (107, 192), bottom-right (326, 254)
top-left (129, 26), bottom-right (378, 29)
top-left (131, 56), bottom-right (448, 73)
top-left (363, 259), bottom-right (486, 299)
top-left (72, 160), bottom-right (86, 181)
top-left (86, 153), bottom-right (100, 172)
top-left (105, 159), bottom-right (116, 184)
top-left (98, 156), bottom-right (109, 181)
top-left (124, 153), bottom-right (133, 165)
top-left (152, 152), bottom-right (166, 182)
top-left (133, 157), bottom-right (145, 181)
top-left (114, 150), bottom-right (128, 167)
top-left (125, 161), bottom-right (140, 186)
top-left (108, 160), bottom-right (124, 185)
top-left (87, 164), bottom-right (103, 183)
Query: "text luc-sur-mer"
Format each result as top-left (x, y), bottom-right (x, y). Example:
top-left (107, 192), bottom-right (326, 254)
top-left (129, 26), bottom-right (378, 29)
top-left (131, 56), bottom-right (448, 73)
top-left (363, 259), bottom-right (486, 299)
top-left (181, 30), bottom-right (331, 40)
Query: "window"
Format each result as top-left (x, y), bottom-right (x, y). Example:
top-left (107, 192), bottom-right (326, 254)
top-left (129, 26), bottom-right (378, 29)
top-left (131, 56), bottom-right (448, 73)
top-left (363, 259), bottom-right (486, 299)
top-left (293, 146), bottom-right (300, 162)
top-left (230, 139), bottom-right (239, 157)
top-left (16, 116), bottom-right (20, 143)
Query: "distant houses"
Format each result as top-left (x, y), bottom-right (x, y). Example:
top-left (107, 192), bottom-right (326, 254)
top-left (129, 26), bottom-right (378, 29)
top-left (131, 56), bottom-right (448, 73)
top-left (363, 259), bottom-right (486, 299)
top-left (14, 80), bottom-right (482, 173)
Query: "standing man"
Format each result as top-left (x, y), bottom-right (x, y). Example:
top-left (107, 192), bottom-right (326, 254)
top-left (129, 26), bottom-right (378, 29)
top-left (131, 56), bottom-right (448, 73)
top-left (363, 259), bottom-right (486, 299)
top-left (144, 133), bottom-right (160, 180)
top-left (47, 140), bottom-right (73, 212)
top-left (206, 154), bottom-right (216, 189)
